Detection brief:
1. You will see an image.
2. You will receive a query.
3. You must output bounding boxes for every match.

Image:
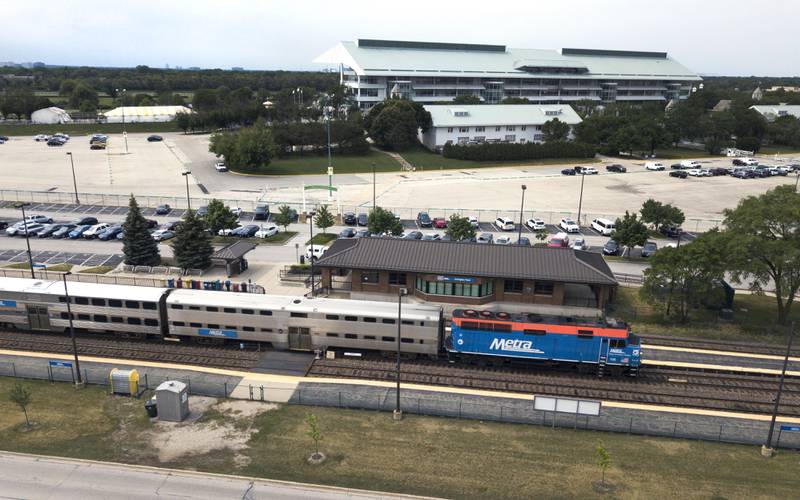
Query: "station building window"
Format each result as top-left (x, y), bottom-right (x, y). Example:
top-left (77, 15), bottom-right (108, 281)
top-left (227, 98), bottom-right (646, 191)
top-left (504, 279), bottom-right (524, 293)
top-left (415, 277), bottom-right (493, 297)
top-left (534, 281), bottom-right (554, 295)
top-left (389, 272), bottom-right (406, 285)
top-left (361, 272), bottom-right (380, 284)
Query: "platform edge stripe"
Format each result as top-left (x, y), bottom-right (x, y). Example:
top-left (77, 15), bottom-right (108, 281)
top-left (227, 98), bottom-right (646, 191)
top-left (643, 343), bottom-right (800, 362)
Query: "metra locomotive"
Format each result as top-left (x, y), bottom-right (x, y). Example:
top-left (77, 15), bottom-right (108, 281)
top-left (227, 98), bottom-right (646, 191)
top-left (446, 309), bottom-right (640, 376)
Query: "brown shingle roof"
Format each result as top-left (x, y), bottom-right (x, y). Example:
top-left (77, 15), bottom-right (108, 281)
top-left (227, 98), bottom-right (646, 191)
top-left (316, 238), bottom-right (617, 286)
top-left (212, 241), bottom-right (257, 261)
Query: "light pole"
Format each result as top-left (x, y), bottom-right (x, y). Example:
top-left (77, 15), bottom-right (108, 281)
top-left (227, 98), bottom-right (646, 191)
top-left (16, 203), bottom-right (35, 279)
top-left (762, 321), bottom-right (795, 457)
top-left (517, 184), bottom-right (527, 243)
top-left (394, 287), bottom-right (408, 420)
top-left (182, 171), bottom-right (191, 211)
top-left (325, 98), bottom-right (333, 201)
top-left (576, 172), bottom-right (586, 227)
top-left (66, 152), bottom-right (79, 204)
top-left (309, 209), bottom-right (315, 296)
top-left (794, 171), bottom-right (799, 192)
top-left (372, 162), bottom-right (377, 210)
top-left (62, 271), bottom-right (83, 386)
top-left (116, 88), bottom-right (128, 154)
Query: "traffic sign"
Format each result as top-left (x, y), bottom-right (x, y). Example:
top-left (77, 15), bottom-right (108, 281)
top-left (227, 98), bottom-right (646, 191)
top-left (48, 360), bottom-right (73, 368)
top-left (780, 425), bottom-right (800, 432)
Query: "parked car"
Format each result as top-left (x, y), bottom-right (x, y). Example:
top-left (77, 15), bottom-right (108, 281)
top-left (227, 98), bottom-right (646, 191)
top-left (495, 217), bottom-right (515, 231)
top-left (152, 229), bottom-right (175, 241)
top-left (116, 231), bottom-right (125, 240)
top-left (468, 216), bottom-right (479, 228)
top-left (709, 167), bottom-right (730, 176)
top-left (602, 239), bottom-right (620, 256)
top-left (590, 218), bottom-right (615, 236)
top-left (16, 224), bottom-right (45, 237)
top-left (254, 225), bottom-right (278, 238)
top-left (680, 160), bottom-right (702, 169)
top-left (98, 225), bottom-right (124, 241)
top-left (548, 232), bottom-right (569, 248)
top-left (52, 224), bottom-right (76, 238)
top-left (641, 241), bottom-right (658, 258)
top-left (47, 137), bottom-right (66, 147)
top-left (339, 228), bottom-right (357, 238)
top-left (143, 219), bottom-right (158, 229)
top-left (606, 164), bottom-right (626, 173)
top-left (580, 166), bottom-right (599, 175)
top-left (0, 220), bottom-right (7, 230)
top-left (731, 169), bottom-right (754, 179)
top-left (421, 233), bottom-right (441, 241)
top-left (403, 231), bottom-right (423, 240)
top-left (686, 169), bottom-right (703, 177)
top-left (7, 222), bottom-right (42, 236)
top-left (732, 158), bottom-right (747, 166)
top-left (254, 204), bottom-right (270, 221)
top-left (233, 225), bottom-right (259, 237)
top-left (355, 229), bottom-right (371, 238)
top-left (90, 142), bottom-right (106, 150)
top-left (669, 170), bottom-right (688, 179)
top-left (433, 217), bottom-right (447, 229)
top-left (645, 162), bottom-right (665, 171)
top-left (526, 218), bottom-right (546, 231)
top-left (83, 223), bottom-right (111, 239)
top-left (155, 204), bottom-right (172, 215)
top-left (670, 163), bottom-right (684, 170)
top-left (53, 133), bottom-right (69, 141)
top-left (417, 212), bottom-right (432, 228)
top-left (196, 206), bottom-right (209, 217)
top-left (68, 225), bottom-right (91, 239)
top-left (214, 161), bottom-right (228, 172)
top-left (25, 215), bottom-right (53, 224)
top-left (515, 237), bottom-right (531, 246)
top-left (559, 218), bottom-right (580, 233)
top-left (494, 235), bottom-right (511, 245)
top-left (147, 135), bottom-right (163, 142)
top-left (218, 225), bottom-right (243, 236)
top-left (572, 236), bottom-right (587, 251)
top-left (561, 168), bottom-right (576, 176)
top-left (357, 213), bottom-right (368, 226)
top-left (659, 225), bottom-right (683, 238)
top-left (740, 158), bottom-right (759, 167)
top-left (306, 244), bottom-right (328, 260)
top-left (343, 212), bottom-right (357, 225)
top-left (36, 224), bottom-right (63, 238)
top-left (476, 233), bottom-right (493, 244)
top-left (162, 221), bottom-right (181, 231)
top-left (776, 165), bottom-right (794, 175)
top-left (34, 134), bottom-right (50, 142)
top-left (229, 207), bottom-right (243, 218)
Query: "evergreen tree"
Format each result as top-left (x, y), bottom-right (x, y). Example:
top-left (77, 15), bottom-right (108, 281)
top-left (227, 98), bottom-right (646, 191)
top-left (314, 205), bottom-right (334, 234)
top-left (172, 210), bottom-right (213, 270)
top-left (122, 195), bottom-right (160, 266)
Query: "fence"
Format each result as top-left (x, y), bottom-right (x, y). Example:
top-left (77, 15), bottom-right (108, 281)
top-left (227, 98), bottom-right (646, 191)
top-left (1, 357), bottom-right (798, 450)
top-left (0, 268), bottom-right (168, 287)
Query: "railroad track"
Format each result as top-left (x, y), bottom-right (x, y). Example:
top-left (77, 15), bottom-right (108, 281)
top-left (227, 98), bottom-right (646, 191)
top-left (0, 331), bottom-right (261, 369)
top-left (641, 334), bottom-right (798, 357)
top-left (308, 357), bottom-right (800, 416)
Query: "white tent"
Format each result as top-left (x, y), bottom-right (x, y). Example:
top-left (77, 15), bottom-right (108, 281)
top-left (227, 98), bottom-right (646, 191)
top-left (101, 105), bottom-right (192, 123)
top-left (31, 107), bottom-right (72, 124)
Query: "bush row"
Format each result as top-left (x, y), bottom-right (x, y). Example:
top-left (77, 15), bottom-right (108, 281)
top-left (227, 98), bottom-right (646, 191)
top-left (442, 141), bottom-right (596, 161)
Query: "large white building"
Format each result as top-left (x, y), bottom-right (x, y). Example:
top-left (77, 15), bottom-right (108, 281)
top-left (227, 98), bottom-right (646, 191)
top-left (30, 106), bottom-right (71, 124)
top-left (315, 39), bottom-right (701, 110)
top-left (101, 105), bottom-right (192, 123)
top-left (750, 104), bottom-right (800, 122)
top-left (420, 104), bottom-right (582, 151)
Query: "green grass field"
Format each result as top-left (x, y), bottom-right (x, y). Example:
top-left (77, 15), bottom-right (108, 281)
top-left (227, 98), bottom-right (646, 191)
top-left (399, 145), bottom-right (600, 170)
top-left (0, 122), bottom-right (182, 137)
top-left (230, 150), bottom-right (402, 176)
top-left (1, 378), bottom-right (797, 499)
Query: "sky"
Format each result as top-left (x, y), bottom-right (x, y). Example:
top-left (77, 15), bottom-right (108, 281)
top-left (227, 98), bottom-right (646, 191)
top-left (2, 0), bottom-right (797, 76)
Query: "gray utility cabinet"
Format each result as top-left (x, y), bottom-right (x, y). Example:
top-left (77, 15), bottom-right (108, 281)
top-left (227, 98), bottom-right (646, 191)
top-left (155, 380), bottom-right (190, 422)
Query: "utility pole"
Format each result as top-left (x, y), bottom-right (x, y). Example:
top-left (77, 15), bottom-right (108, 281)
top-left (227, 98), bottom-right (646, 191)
top-left (309, 210), bottom-right (315, 296)
top-left (116, 88), bottom-right (128, 154)
top-left (325, 97), bottom-right (333, 201)
top-left (517, 184), bottom-right (527, 243)
top-left (66, 152), bottom-right (79, 204)
top-left (62, 271), bottom-right (83, 386)
top-left (762, 321), bottom-right (795, 457)
top-left (576, 172), bottom-right (586, 227)
top-left (372, 163), bottom-right (377, 210)
top-left (182, 171), bottom-right (192, 211)
top-left (394, 287), bottom-right (408, 420)
top-left (17, 203), bottom-right (35, 279)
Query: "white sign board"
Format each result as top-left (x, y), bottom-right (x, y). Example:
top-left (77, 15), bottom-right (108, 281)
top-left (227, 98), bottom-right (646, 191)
top-left (534, 396), bottom-right (601, 416)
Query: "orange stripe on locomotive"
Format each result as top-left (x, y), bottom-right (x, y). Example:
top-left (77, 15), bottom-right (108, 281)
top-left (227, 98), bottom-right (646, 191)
top-left (450, 317), bottom-right (628, 339)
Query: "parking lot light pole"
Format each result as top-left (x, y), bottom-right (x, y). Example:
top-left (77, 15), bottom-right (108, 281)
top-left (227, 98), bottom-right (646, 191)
top-left (394, 287), bottom-right (408, 421)
top-left (62, 271), bottom-right (83, 386)
top-left (16, 203), bottom-right (35, 279)
top-left (372, 163), bottom-right (377, 210)
top-left (795, 171), bottom-right (799, 192)
top-left (309, 211), bottom-right (315, 296)
top-left (517, 184), bottom-right (527, 242)
top-left (65, 152), bottom-right (80, 204)
top-left (762, 321), bottom-right (795, 457)
top-left (576, 172), bottom-right (586, 227)
top-left (182, 171), bottom-right (191, 211)
top-left (116, 88), bottom-right (128, 154)
top-left (325, 98), bottom-right (333, 201)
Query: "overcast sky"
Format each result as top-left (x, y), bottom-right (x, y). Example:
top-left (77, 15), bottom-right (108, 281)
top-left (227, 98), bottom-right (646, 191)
top-left (2, 0), bottom-right (797, 76)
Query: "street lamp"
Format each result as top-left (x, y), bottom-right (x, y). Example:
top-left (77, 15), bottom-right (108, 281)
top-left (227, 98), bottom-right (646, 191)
top-left (763, 321), bottom-right (795, 457)
top-left (15, 203), bottom-right (35, 279)
top-left (517, 185), bottom-right (527, 243)
top-left (309, 209), bottom-right (315, 296)
top-left (794, 171), bottom-right (799, 192)
top-left (324, 98), bottom-right (333, 201)
top-left (115, 88), bottom-right (128, 154)
top-left (66, 152), bottom-right (79, 204)
top-left (62, 271), bottom-right (83, 386)
top-left (394, 287), bottom-right (408, 421)
top-left (372, 162), bottom-right (377, 210)
top-left (181, 171), bottom-right (191, 211)
top-left (576, 172), bottom-right (586, 227)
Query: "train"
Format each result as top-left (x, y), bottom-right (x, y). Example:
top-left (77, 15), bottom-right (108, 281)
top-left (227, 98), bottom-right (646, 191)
top-left (0, 277), bottom-right (640, 376)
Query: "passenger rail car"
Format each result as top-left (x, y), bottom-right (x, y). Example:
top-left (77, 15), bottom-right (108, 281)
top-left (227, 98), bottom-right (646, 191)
top-left (446, 309), bottom-right (641, 376)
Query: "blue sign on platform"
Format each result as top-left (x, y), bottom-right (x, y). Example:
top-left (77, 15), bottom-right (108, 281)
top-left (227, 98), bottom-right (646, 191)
top-left (436, 275), bottom-right (476, 284)
top-left (198, 328), bottom-right (238, 339)
top-left (0, 299), bottom-right (17, 308)
top-left (780, 425), bottom-right (800, 432)
top-left (48, 360), bottom-right (73, 368)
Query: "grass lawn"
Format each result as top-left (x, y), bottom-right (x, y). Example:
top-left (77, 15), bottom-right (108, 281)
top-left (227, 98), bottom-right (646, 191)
top-left (400, 146), bottom-right (600, 170)
top-left (212, 231), bottom-right (297, 246)
top-left (79, 265), bottom-right (115, 274)
top-left (5, 263), bottom-right (72, 272)
top-left (1, 377), bottom-right (798, 499)
top-left (306, 233), bottom-right (337, 245)
top-left (613, 287), bottom-right (799, 345)
top-left (230, 150), bottom-right (401, 176)
top-left (0, 122), bottom-right (182, 137)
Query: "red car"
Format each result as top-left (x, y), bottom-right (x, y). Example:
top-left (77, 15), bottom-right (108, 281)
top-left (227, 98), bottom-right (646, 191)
top-left (433, 217), bottom-right (447, 229)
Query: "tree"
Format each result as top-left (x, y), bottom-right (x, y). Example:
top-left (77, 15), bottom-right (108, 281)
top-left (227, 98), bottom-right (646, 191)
top-left (122, 195), bottom-right (160, 266)
top-left (68, 83), bottom-right (98, 110)
top-left (595, 441), bottom-right (611, 487)
top-left (610, 212), bottom-right (648, 258)
top-left (535, 229), bottom-right (549, 245)
top-left (639, 199), bottom-right (685, 232)
top-left (366, 99), bottom-right (431, 150)
top-left (452, 94), bottom-right (481, 104)
top-left (209, 118), bottom-right (277, 171)
top-left (541, 118), bottom-right (570, 142)
top-left (368, 207), bottom-right (403, 236)
top-left (500, 97), bottom-right (530, 104)
top-left (175, 111), bottom-right (191, 134)
top-left (273, 205), bottom-right (294, 232)
top-left (445, 214), bottom-right (476, 241)
top-left (723, 185), bottom-right (800, 325)
top-left (172, 210), bottom-right (213, 270)
top-left (9, 382), bottom-right (32, 428)
top-left (204, 199), bottom-right (239, 235)
top-left (305, 412), bottom-right (323, 460)
top-left (314, 205), bottom-right (334, 234)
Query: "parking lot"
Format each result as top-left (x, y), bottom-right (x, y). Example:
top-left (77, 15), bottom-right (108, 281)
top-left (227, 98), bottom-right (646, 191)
top-left (0, 248), bottom-right (123, 267)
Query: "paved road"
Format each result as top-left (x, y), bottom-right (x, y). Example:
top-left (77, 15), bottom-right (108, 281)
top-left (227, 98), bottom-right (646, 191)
top-left (0, 452), bottom-right (423, 499)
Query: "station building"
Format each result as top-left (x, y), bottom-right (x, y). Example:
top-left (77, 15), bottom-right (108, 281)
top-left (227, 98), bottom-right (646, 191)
top-left (314, 39), bottom-right (701, 110)
top-left (315, 238), bottom-right (618, 311)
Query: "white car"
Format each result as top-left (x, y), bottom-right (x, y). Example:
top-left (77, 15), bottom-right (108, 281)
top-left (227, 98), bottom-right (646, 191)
top-left (494, 235), bottom-right (511, 245)
top-left (6, 222), bottom-right (42, 236)
top-left (526, 218), bottom-right (546, 231)
top-left (698, 169), bottom-right (713, 177)
top-left (25, 214), bottom-right (53, 224)
top-left (33, 134), bottom-right (50, 142)
top-left (468, 216), bottom-right (479, 228)
top-left (581, 166), bottom-right (599, 175)
top-left (559, 218), bottom-right (580, 233)
top-left (572, 237), bottom-right (587, 251)
top-left (254, 225), bottom-right (278, 238)
top-left (680, 160), bottom-right (703, 169)
top-left (218, 225), bottom-right (243, 236)
top-left (229, 207), bottom-right (243, 218)
top-left (686, 169), bottom-right (703, 177)
top-left (306, 244), bottom-right (328, 260)
top-left (53, 133), bottom-right (70, 141)
top-left (214, 161), bottom-right (228, 172)
top-left (83, 223), bottom-right (110, 238)
top-left (495, 217), bottom-right (515, 231)
top-left (151, 229), bottom-right (175, 241)
top-left (645, 162), bottom-right (665, 171)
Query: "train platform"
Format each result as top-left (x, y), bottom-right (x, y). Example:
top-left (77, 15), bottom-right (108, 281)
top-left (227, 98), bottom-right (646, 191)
top-left (642, 344), bottom-right (800, 372)
top-left (251, 350), bottom-right (315, 376)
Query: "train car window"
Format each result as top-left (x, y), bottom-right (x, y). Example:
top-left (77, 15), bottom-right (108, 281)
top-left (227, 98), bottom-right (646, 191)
top-left (223, 307), bottom-right (236, 313)
top-left (325, 314), bottom-right (339, 320)
top-left (74, 297), bottom-right (89, 305)
top-left (207, 324), bottom-right (220, 329)
top-left (142, 302), bottom-right (157, 310)
top-left (60, 312), bottom-right (70, 319)
top-left (243, 326), bottom-right (255, 332)
top-left (344, 315), bottom-right (357, 321)
top-left (610, 340), bottom-right (626, 348)
top-left (577, 329), bottom-right (594, 337)
top-left (125, 301), bottom-right (139, 309)
top-left (401, 320), bottom-right (414, 325)
top-left (628, 335), bottom-right (640, 345)
top-left (382, 336), bottom-right (395, 342)
top-left (206, 306), bottom-right (219, 312)
top-left (363, 317), bottom-right (376, 323)
top-left (260, 328), bottom-right (273, 332)
top-left (111, 317), bottom-right (124, 323)
top-left (345, 333), bottom-right (357, 339)
top-left (419, 321), bottom-right (425, 327)
top-left (189, 322), bottom-right (201, 328)
top-left (259, 310), bottom-right (272, 316)
top-left (524, 329), bottom-right (547, 336)
top-left (172, 321), bottom-right (185, 327)
top-left (91, 298), bottom-right (106, 306)
top-left (381, 318), bottom-right (395, 324)
top-left (462, 321), bottom-right (481, 330)
top-left (144, 319), bottom-right (158, 327)
top-left (493, 323), bottom-right (512, 332)
top-left (401, 338), bottom-right (413, 344)
top-left (94, 315), bottom-right (108, 323)
top-left (188, 306), bottom-right (200, 311)
top-left (78, 313), bottom-right (90, 321)
top-left (326, 333), bottom-right (339, 337)
top-left (127, 317), bottom-right (142, 325)
top-left (241, 309), bottom-right (254, 315)
top-left (290, 312), bottom-right (308, 318)
top-left (364, 335), bottom-right (376, 340)
top-left (224, 325), bottom-right (236, 330)
top-left (108, 299), bottom-right (122, 308)
top-left (170, 304), bottom-right (184, 310)
top-left (419, 339), bottom-right (424, 344)
top-left (58, 296), bottom-right (67, 303)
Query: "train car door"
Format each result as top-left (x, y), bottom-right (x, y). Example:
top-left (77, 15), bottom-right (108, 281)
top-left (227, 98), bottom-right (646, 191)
top-left (598, 338), bottom-right (610, 361)
top-left (26, 305), bottom-right (50, 330)
top-left (288, 326), bottom-right (312, 350)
